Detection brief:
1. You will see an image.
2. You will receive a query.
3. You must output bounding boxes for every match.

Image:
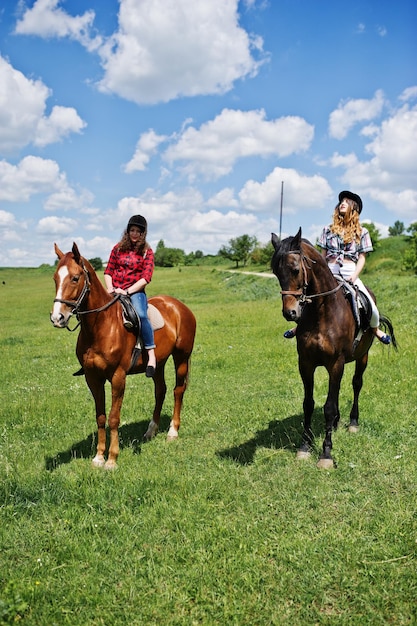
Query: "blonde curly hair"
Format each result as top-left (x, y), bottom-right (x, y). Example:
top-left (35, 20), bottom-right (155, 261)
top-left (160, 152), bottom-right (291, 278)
top-left (330, 198), bottom-right (362, 244)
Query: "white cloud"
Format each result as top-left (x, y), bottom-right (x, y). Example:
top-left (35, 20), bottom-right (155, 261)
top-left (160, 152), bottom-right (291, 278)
top-left (15, 0), bottom-right (102, 51)
top-left (99, 187), bottom-right (262, 255)
top-left (35, 105), bottom-right (86, 147)
top-left (44, 186), bottom-right (94, 212)
top-left (0, 209), bottom-right (17, 228)
top-left (163, 108), bottom-right (314, 180)
top-left (36, 215), bottom-right (78, 235)
top-left (0, 156), bottom-right (64, 202)
top-left (330, 104), bottom-right (417, 220)
top-left (124, 130), bottom-right (168, 173)
top-left (238, 167), bottom-right (333, 213)
top-left (0, 156), bottom-right (91, 210)
top-left (97, 0), bottom-right (266, 104)
top-left (399, 86), bottom-right (417, 103)
top-left (0, 56), bottom-right (86, 153)
top-left (364, 105), bottom-right (417, 176)
top-left (207, 188), bottom-right (239, 208)
top-left (328, 90), bottom-right (385, 140)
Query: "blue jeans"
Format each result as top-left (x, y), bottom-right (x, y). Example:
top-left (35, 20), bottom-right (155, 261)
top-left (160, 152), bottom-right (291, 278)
top-left (130, 292), bottom-right (155, 349)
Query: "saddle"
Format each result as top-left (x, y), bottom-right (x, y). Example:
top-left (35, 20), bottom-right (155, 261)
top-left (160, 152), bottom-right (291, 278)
top-left (73, 296), bottom-right (165, 377)
top-left (334, 276), bottom-right (373, 348)
top-left (119, 295), bottom-right (165, 373)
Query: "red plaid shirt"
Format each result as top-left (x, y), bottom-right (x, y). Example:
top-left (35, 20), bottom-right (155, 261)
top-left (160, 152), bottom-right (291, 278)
top-left (104, 246), bottom-right (154, 289)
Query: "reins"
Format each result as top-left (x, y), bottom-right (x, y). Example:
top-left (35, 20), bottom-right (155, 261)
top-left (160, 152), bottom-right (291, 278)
top-left (279, 249), bottom-right (342, 303)
top-left (53, 261), bottom-right (121, 331)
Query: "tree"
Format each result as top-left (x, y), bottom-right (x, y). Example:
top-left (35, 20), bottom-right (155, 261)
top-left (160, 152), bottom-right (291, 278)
top-left (403, 222), bottom-right (417, 273)
top-left (89, 257), bottom-right (103, 270)
top-left (251, 241), bottom-right (274, 265)
top-left (407, 222), bottom-right (417, 236)
top-left (218, 234), bottom-right (258, 268)
top-left (154, 240), bottom-right (185, 267)
top-left (363, 222), bottom-right (381, 248)
top-left (388, 220), bottom-right (405, 236)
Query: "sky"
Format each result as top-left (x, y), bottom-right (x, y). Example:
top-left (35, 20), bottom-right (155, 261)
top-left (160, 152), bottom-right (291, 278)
top-left (0, 0), bottom-right (416, 267)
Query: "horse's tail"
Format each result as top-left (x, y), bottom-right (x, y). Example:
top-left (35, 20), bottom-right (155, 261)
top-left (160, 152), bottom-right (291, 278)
top-left (380, 314), bottom-right (398, 351)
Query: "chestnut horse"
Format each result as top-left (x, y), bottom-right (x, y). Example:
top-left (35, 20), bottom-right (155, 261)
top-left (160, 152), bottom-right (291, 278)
top-left (271, 228), bottom-right (396, 468)
top-left (51, 243), bottom-right (196, 469)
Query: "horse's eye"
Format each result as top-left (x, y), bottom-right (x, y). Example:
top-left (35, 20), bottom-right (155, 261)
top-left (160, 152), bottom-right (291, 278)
top-left (71, 275), bottom-right (80, 283)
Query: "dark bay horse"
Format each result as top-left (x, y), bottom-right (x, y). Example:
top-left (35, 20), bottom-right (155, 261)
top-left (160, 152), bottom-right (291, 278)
top-left (51, 243), bottom-right (196, 469)
top-left (271, 228), bottom-right (396, 469)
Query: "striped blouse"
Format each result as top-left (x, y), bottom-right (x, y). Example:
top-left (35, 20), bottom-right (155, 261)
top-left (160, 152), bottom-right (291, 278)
top-left (317, 226), bottom-right (373, 265)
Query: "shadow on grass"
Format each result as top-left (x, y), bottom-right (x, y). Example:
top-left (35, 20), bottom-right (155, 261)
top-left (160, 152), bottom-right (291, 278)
top-left (45, 414), bottom-right (172, 471)
top-left (217, 409), bottom-right (324, 465)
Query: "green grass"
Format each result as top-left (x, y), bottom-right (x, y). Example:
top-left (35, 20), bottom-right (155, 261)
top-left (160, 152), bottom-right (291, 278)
top-left (0, 247), bottom-right (416, 625)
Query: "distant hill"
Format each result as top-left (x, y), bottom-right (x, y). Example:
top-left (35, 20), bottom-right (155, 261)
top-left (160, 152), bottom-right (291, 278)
top-left (364, 235), bottom-right (410, 275)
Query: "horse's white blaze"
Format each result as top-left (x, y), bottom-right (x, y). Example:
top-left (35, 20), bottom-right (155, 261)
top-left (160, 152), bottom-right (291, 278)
top-left (51, 266), bottom-right (69, 323)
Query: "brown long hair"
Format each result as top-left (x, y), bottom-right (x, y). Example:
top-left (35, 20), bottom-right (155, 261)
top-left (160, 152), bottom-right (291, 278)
top-left (330, 198), bottom-right (362, 244)
top-left (117, 229), bottom-right (151, 254)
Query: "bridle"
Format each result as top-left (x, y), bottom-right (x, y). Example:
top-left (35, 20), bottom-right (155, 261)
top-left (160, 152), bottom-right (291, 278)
top-left (53, 261), bottom-right (120, 331)
top-left (279, 249), bottom-right (342, 304)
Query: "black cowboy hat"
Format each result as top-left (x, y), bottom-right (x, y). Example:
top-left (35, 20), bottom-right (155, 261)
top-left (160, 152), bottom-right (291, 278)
top-left (338, 191), bottom-right (363, 214)
top-left (127, 215), bottom-right (147, 230)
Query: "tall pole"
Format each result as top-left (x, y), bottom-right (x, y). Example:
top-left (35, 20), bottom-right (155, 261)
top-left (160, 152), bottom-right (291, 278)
top-left (279, 181), bottom-right (284, 240)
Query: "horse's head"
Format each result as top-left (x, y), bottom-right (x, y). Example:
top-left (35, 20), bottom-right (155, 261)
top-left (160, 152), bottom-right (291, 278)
top-left (50, 242), bottom-right (90, 328)
top-left (271, 228), bottom-right (315, 323)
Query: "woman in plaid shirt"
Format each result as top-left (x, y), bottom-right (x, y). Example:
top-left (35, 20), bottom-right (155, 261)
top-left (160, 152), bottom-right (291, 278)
top-left (104, 215), bottom-right (157, 377)
top-left (284, 191), bottom-right (391, 344)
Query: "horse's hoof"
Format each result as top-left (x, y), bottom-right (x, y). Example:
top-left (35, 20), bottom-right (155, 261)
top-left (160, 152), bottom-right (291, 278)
top-left (348, 424), bottom-right (359, 433)
top-left (92, 455), bottom-right (105, 468)
top-left (143, 420), bottom-right (159, 442)
top-left (317, 457), bottom-right (334, 470)
top-left (166, 422), bottom-right (178, 441)
top-left (104, 460), bottom-right (117, 470)
top-left (296, 449), bottom-right (311, 460)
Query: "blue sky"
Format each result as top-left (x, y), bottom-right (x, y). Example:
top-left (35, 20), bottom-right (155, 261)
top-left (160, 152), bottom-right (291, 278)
top-left (0, 0), bottom-right (416, 266)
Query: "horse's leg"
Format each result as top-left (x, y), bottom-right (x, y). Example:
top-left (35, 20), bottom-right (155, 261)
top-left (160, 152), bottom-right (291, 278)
top-left (104, 372), bottom-right (127, 469)
top-left (348, 353), bottom-right (368, 433)
top-left (167, 353), bottom-right (191, 441)
top-left (85, 374), bottom-right (107, 468)
top-left (143, 362), bottom-right (167, 442)
top-left (297, 362), bottom-right (315, 460)
top-left (317, 359), bottom-right (345, 469)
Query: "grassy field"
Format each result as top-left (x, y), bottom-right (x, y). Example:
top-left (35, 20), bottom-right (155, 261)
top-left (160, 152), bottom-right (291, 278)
top-left (0, 247), bottom-right (416, 625)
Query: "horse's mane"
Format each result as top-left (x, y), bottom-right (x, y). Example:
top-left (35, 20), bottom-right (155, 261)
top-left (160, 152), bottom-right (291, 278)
top-left (271, 231), bottom-right (321, 264)
top-left (66, 244), bottom-right (111, 302)
top-left (271, 230), bottom-right (336, 287)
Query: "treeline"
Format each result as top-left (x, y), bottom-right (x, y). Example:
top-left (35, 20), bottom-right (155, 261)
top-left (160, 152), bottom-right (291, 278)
top-left (64, 219), bottom-right (417, 273)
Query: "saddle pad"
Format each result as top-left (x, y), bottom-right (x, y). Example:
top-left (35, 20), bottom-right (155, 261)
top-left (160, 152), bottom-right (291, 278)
top-left (148, 303), bottom-right (165, 331)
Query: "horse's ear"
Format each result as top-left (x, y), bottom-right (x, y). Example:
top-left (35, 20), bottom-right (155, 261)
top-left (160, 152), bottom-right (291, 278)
top-left (54, 243), bottom-right (64, 259)
top-left (293, 227), bottom-right (302, 248)
top-left (72, 242), bottom-right (81, 264)
top-left (271, 233), bottom-right (281, 250)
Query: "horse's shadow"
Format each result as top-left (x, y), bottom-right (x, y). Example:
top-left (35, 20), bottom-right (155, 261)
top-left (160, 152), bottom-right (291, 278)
top-left (217, 410), bottom-right (324, 465)
top-left (45, 414), bottom-right (172, 471)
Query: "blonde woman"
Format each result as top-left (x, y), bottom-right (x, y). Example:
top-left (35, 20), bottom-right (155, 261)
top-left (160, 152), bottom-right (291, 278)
top-left (284, 191), bottom-right (391, 344)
